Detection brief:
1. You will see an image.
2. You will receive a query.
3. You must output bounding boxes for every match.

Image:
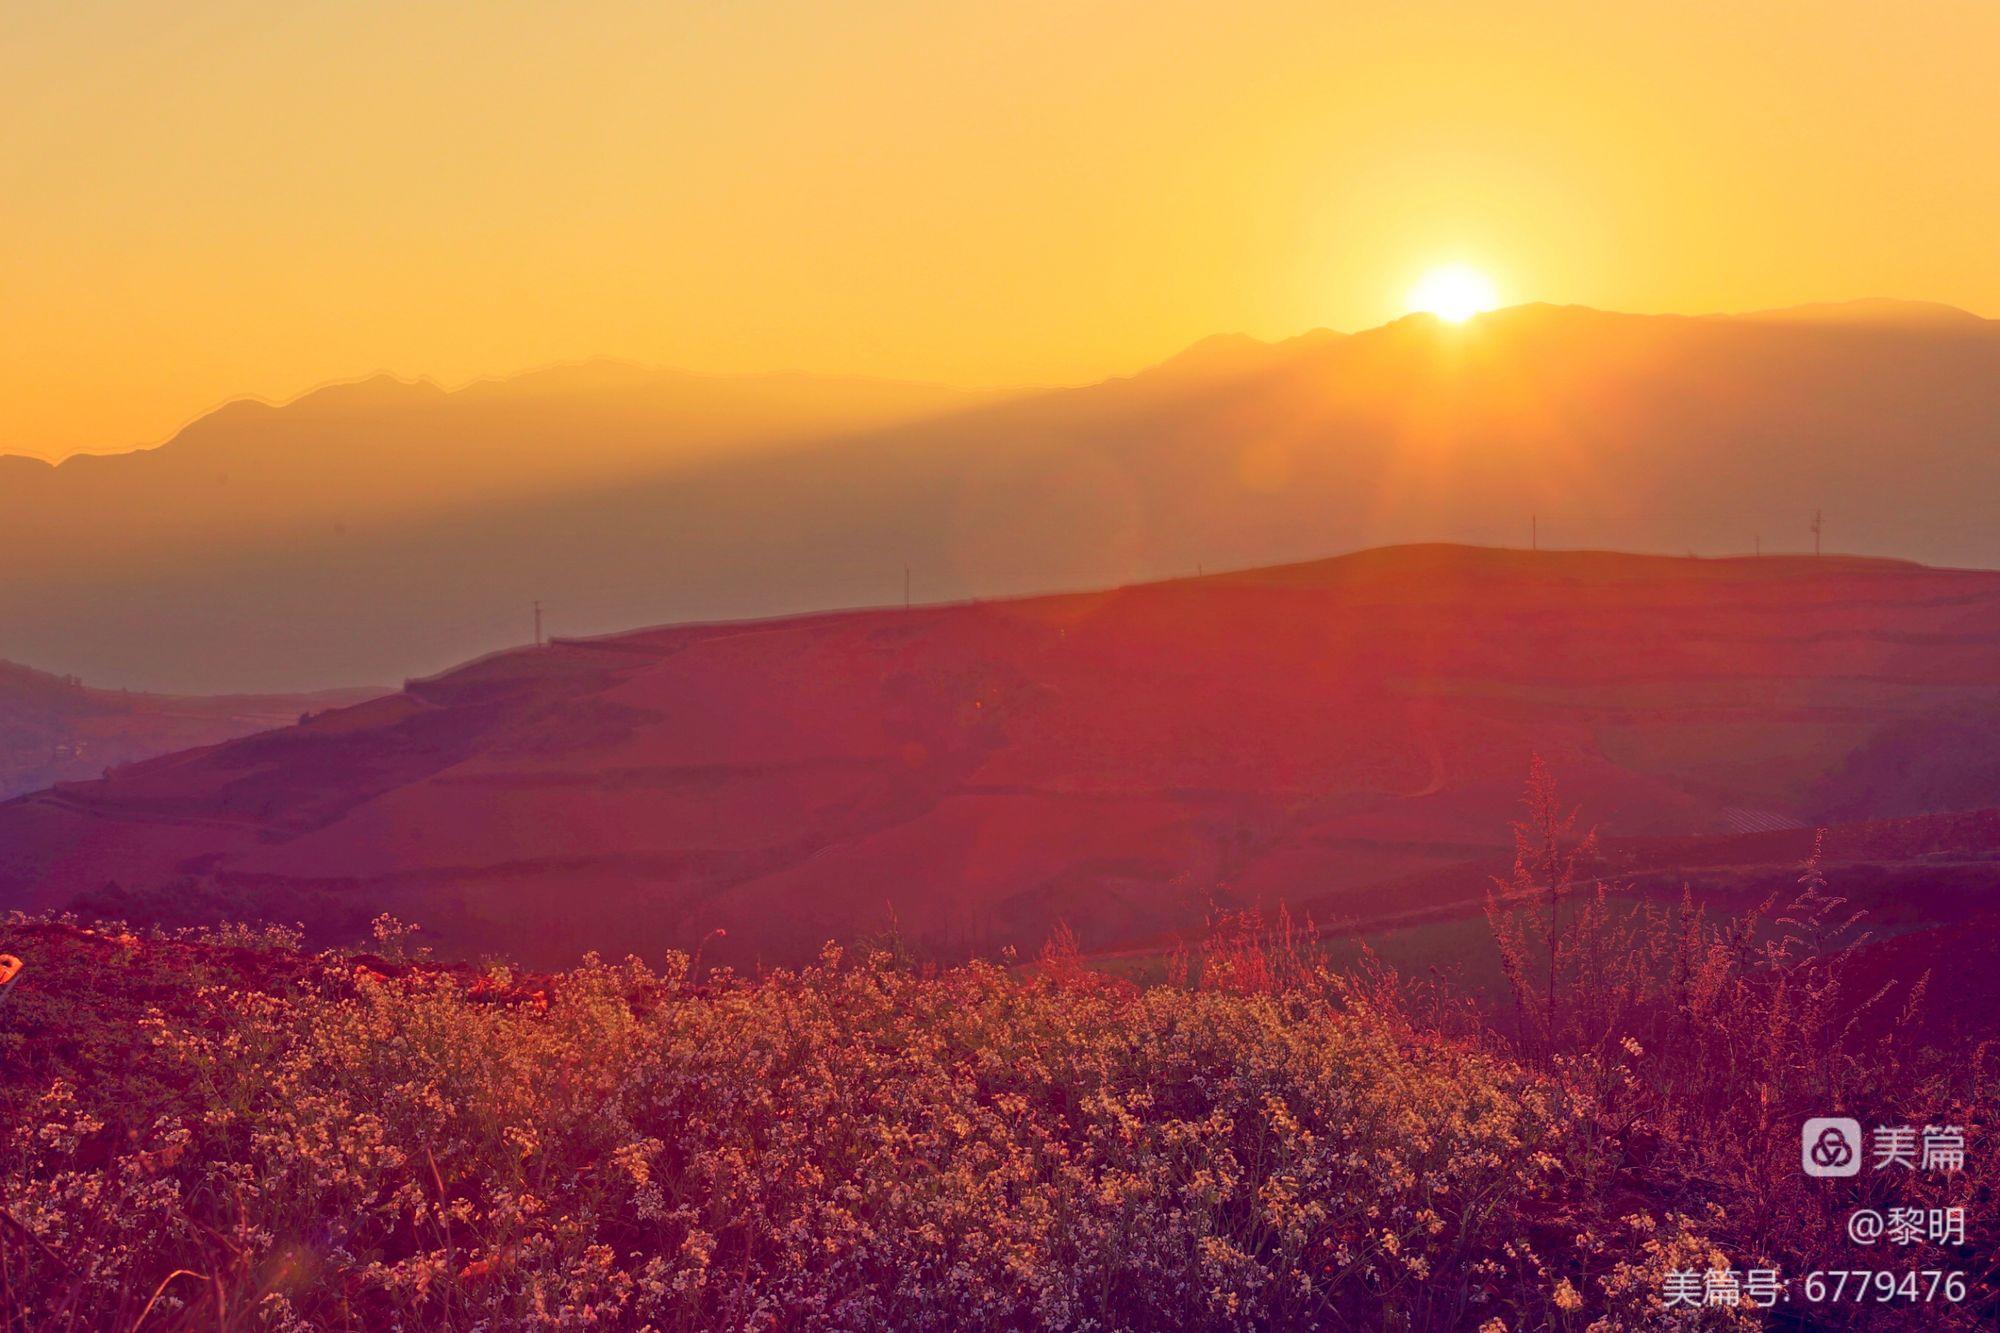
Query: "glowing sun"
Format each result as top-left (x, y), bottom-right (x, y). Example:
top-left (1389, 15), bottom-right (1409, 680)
top-left (1407, 264), bottom-right (1500, 323)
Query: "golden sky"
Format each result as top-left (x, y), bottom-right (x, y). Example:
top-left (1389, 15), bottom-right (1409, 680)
top-left (5, 1), bottom-right (1997, 459)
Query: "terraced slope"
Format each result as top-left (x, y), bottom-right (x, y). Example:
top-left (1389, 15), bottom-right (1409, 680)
top-left (3, 545), bottom-right (1997, 966)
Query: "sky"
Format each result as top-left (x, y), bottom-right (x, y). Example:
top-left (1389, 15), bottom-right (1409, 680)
top-left (4, 0), bottom-right (1997, 460)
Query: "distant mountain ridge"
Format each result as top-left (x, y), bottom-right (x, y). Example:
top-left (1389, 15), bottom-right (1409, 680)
top-left (8, 300), bottom-right (1990, 472)
top-left (1, 360), bottom-right (990, 470)
top-left (1733, 297), bottom-right (1993, 328)
top-left (5, 302), bottom-right (1999, 691)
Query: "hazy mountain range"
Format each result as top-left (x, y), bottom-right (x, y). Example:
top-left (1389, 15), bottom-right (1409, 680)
top-left (4, 299), bottom-right (1997, 693)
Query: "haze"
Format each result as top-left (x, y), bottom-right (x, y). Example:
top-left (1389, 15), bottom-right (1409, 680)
top-left (5, 303), bottom-right (1996, 692)
top-left (7, 0), bottom-right (1999, 459)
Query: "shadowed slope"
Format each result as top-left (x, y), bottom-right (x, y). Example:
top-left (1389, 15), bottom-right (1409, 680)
top-left (4, 545), bottom-right (1998, 966)
top-left (0, 659), bottom-right (380, 801)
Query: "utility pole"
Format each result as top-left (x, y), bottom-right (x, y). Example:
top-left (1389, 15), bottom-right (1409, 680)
top-left (1810, 509), bottom-right (1822, 557)
top-left (533, 600), bottom-right (544, 647)
top-left (1532, 514), bottom-right (1538, 551)
top-left (903, 564), bottom-right (911, 610)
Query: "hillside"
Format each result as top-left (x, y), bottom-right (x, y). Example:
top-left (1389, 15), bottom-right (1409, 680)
top-left (4, 544), bottom-right (1997, 968)
top-left (5, 303), bottom-right (1999, 692)
top-left (0, 659), bottom-right (379, 801)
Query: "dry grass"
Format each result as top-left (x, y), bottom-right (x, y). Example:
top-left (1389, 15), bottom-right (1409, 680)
top-left (1, 768), bottom-right (1992, 1329)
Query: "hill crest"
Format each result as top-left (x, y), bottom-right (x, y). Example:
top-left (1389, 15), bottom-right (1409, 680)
top-left (6, 544), bottom-right (1998, 967)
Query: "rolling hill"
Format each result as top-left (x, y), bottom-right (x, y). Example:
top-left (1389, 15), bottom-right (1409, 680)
top-left (4, 302), bottom-right (1998, 693)
top-left (0, 659), bottom-right (380, 801)
top-left (4, 544), bottom-right (1997, 968)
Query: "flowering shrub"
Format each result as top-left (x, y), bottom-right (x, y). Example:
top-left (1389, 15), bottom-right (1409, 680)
top-left (1, 771), bottom-right (1992, 1329)
top-left (2, 925), bottom-right (1605, 1330)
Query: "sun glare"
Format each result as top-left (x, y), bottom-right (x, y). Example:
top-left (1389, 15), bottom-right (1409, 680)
top-left (1407, 265), bottom-right (1500, 323)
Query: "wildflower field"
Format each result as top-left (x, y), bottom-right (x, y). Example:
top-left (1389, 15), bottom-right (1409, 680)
top-left (1, 778), bottom-right (1993, 1329)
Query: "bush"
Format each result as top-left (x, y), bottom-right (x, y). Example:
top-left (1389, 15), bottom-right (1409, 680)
top-left (2, 770), bottom-right (1992, 1329)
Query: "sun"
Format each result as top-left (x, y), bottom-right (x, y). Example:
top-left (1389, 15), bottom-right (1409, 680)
top-left (1407, 264), bottom-right (1500, 323)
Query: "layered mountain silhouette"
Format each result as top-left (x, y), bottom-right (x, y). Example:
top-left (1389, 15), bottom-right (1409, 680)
top-left (0, 659), bottom-right (379, 801)
top-left (4, 545), bottom-right (1996, 967)
top-left (4, 302), bottom-right (1996, 693)
top-left (2, 364), bottom-right (984, 690)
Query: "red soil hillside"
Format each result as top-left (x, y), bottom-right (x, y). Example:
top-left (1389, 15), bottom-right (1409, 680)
top-left (0, 659), bottom-right (381, 801)
top-left (3, 545), bottom-right (1999, 967)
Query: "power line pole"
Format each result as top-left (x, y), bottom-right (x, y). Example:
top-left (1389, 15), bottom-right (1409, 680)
top-left (532, 600), bottom-right (543, 647)
top-left (903, 564), bottom-right (911, 610)
top-left (1531, 514), bottom-right (1538, 551)
top-left (1810, 509), bottom-right (1822, 557)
